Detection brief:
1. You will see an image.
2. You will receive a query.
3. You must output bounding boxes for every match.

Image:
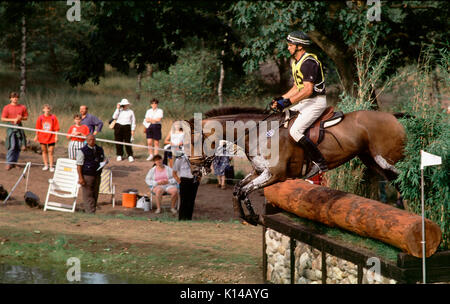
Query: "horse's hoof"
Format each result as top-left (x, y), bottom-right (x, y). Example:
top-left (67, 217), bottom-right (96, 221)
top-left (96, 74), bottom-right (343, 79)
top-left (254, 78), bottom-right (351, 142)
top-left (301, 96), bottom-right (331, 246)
top-left (243, 215), bottom-right (259, 226)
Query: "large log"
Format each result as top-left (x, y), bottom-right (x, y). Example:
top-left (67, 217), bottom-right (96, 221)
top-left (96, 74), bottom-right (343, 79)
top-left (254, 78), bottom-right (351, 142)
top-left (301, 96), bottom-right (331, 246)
top-left (264, 180), bottom-right (442, 258)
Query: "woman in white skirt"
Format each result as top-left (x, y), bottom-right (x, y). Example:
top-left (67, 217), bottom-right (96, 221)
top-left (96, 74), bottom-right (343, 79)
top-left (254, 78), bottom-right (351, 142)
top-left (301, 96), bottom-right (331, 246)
top-left (67, 114), bottom-right (90, 159)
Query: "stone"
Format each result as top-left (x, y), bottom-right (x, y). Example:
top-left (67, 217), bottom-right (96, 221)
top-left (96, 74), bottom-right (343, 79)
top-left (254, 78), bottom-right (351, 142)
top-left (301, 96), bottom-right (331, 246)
top-left (315, 269), bottom-right (322, 280)
top-left (312, 256), bottom-right (322, 270)
top-left (348, 274), bottom-right (357, 284)
top-left (305, 269), bottom-right (317, 281)
top-left (297, 277), bottom-right (308, 284)
top-left (299, 252), bottom-right (309, 271)
top-left (267, 264), bottom-right (273, 281)
top-left (332, 267), bottom-right (343, 281)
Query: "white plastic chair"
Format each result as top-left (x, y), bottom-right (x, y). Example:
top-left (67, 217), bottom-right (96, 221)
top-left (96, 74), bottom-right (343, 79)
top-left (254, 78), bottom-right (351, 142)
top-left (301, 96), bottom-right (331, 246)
top-left (99, 169), bottom-right (115, 207)
top-left (44, 158), bottom-right (80, 213)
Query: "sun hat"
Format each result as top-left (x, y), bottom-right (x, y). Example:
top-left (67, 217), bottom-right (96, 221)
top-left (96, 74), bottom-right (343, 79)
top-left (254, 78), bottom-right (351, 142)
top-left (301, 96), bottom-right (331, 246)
top-left (119, 99), bottom-right (130, 106)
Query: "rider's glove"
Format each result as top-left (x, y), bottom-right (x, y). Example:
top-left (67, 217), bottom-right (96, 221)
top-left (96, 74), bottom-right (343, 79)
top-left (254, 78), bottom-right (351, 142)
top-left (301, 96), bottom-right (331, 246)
top-left (273, 96), bottom-right (283, 102)
top-left (130, 136), bottom-right (134, 143)
top-left (276, 98), bottom-right (291, 111)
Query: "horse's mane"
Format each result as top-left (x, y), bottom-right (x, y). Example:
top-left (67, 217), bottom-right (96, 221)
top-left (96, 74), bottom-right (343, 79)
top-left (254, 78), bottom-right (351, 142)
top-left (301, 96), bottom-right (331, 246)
top-left (203, 106), bottom-right (268, 118)
top-left (187, 106), bottom-right (269, 126)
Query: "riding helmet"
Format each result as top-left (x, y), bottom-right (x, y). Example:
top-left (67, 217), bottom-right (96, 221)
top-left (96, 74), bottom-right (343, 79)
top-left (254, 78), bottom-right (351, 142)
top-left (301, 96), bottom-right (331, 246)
top-left (286, 31), bottom-right (312, 46)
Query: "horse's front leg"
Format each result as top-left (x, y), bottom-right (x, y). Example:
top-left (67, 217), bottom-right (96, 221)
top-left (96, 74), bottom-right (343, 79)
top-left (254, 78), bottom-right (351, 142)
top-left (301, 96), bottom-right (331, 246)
top-left (232, 173), bottom-right (255, 219)
top-left (238, 169), bottom-right (274, 226)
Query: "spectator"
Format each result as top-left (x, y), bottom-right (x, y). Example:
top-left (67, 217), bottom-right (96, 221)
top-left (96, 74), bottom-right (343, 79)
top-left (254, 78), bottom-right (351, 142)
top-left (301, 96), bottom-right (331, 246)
top-left (34, 104), bottom-right (60, 172)
top-left (76, 134), bottom-right (105, 213)
top-left (80, 105), bottom-right (103, 135)
top-left (144, 98), bottom-right (163, 161)
top-left (145, 154), bottom-right (178, 215)
top-left (67, 114), bottom-right (90, 160)
top-left (172, 153), bottom-right (200, 221)
top-left (163, 121), bottom-right (185, 167)
top-left (213, 143), bottom-right (231, 190)
top-left (1, 91), bottom-right (28, 170)
top-left (112, 98), bottom-right (136, 162)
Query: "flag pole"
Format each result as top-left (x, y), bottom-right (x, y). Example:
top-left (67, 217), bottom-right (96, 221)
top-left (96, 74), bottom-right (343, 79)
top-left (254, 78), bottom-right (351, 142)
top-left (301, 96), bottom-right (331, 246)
top-left (421, 167), bottom-right (426, 284)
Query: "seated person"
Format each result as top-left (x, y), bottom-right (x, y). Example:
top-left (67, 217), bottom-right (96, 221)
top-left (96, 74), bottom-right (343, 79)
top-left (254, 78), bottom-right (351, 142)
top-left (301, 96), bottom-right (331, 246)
top-left (145, 154), bottom-right (178, 214)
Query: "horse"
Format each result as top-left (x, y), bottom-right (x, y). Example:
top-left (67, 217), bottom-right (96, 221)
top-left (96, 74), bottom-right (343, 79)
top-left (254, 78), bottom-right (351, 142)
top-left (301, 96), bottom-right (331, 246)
top-left (185, 106), bottom-right (406, 226)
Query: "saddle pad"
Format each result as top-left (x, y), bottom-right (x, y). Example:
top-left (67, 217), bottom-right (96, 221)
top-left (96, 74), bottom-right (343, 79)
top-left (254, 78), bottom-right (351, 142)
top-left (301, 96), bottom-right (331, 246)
top-left (306, 107), bottom-right (344, 145)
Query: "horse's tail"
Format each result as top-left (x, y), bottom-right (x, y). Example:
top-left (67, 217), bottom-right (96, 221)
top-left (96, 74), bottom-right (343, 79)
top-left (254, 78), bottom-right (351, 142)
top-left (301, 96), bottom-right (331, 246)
top-left (393, 112), bottom-right (415, 119)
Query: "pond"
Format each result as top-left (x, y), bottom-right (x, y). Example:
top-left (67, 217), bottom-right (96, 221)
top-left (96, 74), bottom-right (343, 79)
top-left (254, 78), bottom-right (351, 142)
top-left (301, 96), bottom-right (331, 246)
top-left (0, 264), bottom-right (144, 284)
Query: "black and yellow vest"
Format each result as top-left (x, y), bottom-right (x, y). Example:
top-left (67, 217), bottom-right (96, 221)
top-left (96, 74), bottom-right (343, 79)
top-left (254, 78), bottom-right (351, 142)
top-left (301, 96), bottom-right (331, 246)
top-left (291, 52), bottom-right (325, 96)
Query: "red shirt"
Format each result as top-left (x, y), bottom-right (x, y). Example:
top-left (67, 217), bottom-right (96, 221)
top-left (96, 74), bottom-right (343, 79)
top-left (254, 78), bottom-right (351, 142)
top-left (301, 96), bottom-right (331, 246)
top-left (1, 103), bottom-right (28, 123)
top-left (67, 124), bottom-right (89, 142)
top-left (36, 114), bottom-right (60, 144)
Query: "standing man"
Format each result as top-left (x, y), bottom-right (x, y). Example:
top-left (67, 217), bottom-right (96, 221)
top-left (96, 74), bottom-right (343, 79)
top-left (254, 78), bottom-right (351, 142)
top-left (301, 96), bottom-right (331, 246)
top-left (76, 134), bottom-right (105, 213)
top-left (80, 105), bottom-right (103, 135)
top-left (271, 31), bottom-right (328, 174)
top-left (1, 92), bottom-right (28, 170)
top-left (172, 153), bottom-right (200, 220)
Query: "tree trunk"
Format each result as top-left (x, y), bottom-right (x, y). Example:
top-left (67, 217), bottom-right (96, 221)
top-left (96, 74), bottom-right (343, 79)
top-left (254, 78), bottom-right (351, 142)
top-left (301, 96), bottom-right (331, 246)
top-left (146, 64), bottom-right (153, 78)
top-left (11, 49), bottom-right (15, 70)
top-left (218, 50), bottom-right (225, 107)
top-left (264, 179), bottom-right (442, 258)
top-left (20, 15), bottom-right (27, 97)
top-left (308, 30), bottom-right (357, 97)
top-left (136, 72), bottom-right (142, 102)
top-left (276, 57), bottom-right (291, 93)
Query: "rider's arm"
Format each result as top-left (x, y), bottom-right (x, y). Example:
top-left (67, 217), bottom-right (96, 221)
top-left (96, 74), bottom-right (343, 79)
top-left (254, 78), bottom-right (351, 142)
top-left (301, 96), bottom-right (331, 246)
top-left (286, 82), bottom-right (313, 104)
top-left (282, 85), bottom-right (299, 100)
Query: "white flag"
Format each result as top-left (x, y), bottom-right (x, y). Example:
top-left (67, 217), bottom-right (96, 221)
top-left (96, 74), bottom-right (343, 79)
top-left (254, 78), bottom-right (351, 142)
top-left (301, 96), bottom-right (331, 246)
top-left (420, 150), bottom-right (442, 169)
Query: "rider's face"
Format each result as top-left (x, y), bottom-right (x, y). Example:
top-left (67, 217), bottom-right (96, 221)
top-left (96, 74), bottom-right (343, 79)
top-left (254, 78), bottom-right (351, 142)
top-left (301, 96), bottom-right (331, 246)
top-left (287, 43), bottom-right (299, 56)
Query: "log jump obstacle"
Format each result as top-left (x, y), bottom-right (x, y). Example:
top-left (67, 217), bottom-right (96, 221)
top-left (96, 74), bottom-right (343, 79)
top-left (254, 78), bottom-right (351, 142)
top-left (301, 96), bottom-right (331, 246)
top-left (261, 179), bottom-right (449, 284)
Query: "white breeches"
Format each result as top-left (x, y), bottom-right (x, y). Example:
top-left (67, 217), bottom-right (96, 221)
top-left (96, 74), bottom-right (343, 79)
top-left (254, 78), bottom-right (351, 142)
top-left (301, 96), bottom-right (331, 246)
top-left (289, 95), bottom-right (327, 142)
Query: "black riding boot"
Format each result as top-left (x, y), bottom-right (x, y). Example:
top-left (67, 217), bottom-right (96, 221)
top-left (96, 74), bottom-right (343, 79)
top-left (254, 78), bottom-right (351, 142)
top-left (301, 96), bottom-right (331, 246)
top-left (298, 136), bottom-right (328, 172)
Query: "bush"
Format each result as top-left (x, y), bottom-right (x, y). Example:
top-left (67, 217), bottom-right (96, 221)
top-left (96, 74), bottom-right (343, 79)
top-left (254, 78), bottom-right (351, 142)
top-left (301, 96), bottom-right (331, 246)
top-left (394, 47), bottom-right (449, 250)
top-left (326, 31), bottom-right (449, 249)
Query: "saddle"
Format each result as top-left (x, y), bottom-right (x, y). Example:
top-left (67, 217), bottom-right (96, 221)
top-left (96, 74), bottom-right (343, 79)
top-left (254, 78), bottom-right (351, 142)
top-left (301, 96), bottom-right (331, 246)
top-left (283, 106), bottom-right (344, 145)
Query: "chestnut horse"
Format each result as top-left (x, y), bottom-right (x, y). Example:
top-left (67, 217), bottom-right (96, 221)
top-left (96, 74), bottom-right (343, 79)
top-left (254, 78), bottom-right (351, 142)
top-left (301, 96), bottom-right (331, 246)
top-left (186, 107), bottom-right (406, 225)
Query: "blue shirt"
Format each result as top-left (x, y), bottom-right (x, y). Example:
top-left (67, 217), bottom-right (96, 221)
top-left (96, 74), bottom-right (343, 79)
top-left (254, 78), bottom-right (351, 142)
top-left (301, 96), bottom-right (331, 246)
top-left (81, 113), bottom-right (103, 134)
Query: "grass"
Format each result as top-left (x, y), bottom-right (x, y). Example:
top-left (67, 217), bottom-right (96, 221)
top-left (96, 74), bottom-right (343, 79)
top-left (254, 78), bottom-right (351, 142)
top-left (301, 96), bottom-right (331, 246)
top-left (0, 223), bottom-right (260, 283)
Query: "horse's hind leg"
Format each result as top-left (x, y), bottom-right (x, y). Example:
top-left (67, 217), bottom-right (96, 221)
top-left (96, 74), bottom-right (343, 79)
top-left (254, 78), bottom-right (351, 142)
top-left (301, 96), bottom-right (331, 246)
top-left (358, 153), bottom-right (404, 208)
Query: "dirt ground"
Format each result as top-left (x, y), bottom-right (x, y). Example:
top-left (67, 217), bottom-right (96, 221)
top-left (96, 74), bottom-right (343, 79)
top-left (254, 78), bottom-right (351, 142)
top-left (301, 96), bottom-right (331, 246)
top-left (0, 143), bottom-right (265, 219)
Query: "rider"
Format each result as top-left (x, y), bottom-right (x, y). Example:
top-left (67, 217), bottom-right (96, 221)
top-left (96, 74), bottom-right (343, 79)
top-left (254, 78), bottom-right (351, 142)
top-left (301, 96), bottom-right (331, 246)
top-left (271, 30), bottom-right (328, 173)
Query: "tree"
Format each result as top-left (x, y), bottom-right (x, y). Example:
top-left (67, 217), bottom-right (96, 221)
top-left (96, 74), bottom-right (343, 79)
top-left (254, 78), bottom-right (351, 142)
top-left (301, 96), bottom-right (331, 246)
top-left (64, 1), bottom-right (240, 88)
top-left (0, 2), bottom-right (38, 96)
top-left (231, 1), bottom-right (449, 99)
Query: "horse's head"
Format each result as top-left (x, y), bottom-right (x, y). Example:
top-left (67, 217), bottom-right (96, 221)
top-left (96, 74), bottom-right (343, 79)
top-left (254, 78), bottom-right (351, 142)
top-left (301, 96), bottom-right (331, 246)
top-left (182, 118), bottom-right (214, 177)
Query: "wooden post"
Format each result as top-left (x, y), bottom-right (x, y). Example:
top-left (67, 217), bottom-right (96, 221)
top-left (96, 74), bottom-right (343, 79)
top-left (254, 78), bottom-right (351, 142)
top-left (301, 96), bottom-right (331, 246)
top-left (264, 180), bottom-right (442, 258)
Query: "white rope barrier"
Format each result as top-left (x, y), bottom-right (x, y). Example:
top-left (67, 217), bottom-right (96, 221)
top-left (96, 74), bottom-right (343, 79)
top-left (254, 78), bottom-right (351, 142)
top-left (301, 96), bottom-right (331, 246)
top-left (0, 123), bottom-right (245, 181)
top-left (0, 123), bottom-right (170, 152)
